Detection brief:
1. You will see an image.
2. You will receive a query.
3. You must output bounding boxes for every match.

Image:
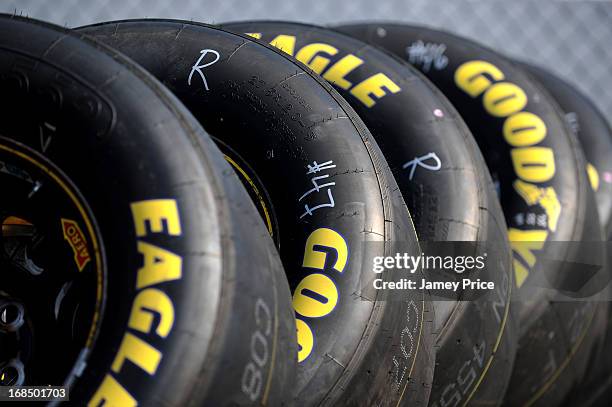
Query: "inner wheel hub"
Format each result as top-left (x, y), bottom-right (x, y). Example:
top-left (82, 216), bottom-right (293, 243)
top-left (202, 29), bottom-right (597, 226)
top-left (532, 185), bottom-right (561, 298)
top-left (0, 139), bottom-right (104, 389)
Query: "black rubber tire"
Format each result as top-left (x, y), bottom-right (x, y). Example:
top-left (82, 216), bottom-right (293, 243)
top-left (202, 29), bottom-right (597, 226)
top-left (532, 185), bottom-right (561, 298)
top-left (336, 23), bottom-right (605, 407)
top-left (79, 19), bottom-right (435, 406)
top-left (520, 64), bottom-right (612, 407)
top-left (222, 20), bottom-right (517, 407)
top-left (0, 14), bottom-right (297, 406)
top-left (521, 63), bottom-right (612, 239)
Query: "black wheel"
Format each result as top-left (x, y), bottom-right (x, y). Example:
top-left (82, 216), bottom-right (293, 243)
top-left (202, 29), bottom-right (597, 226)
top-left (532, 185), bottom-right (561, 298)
top-left (222, 20), bottom-right (517, 407)
top-left (0, 14), bottom-right (297, 406)
top-left (336, 23), bottom-right (605, 407)
top-left (79, 19), bottom-right (435, 406)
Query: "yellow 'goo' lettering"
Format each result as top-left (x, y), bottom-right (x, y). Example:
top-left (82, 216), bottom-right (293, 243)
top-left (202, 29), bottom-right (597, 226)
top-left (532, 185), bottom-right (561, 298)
top-left (454, 60), bottom-right (505, 97)
top-left (303, 228), bottom-right (348, 272)
top-left (296, 318), bottom-right (314, 363)
top-left (295, 227), bottom-right (349, 362)
top-left (483, 82), bottom-right (528, 118)
top-left (293, 273), bottom-right (339, 318)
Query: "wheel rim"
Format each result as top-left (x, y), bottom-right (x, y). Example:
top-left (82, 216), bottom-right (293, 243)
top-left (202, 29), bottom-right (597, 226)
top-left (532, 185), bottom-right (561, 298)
top-left (0, 138), bottom-right (105, 389)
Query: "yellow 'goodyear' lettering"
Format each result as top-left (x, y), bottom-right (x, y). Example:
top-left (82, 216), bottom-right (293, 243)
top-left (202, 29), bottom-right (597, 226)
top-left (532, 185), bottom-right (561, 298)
top-left (586, 163), bottom-right (599, 191)
top-left (294, 228), bottom-right (348, 362)
top-left (247, 33), bottom-right (401, 108)
top-left (454, 60), bottom-right (559, 287)
top-left (89, 199), bottom-right (182, 406)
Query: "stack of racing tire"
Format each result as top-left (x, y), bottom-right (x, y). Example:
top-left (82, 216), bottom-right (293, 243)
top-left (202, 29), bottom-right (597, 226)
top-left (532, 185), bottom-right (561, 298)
top-left (1, 14), bottom-right (611, 407)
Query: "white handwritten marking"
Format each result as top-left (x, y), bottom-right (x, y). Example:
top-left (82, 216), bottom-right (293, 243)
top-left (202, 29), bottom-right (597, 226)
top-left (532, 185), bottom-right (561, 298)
top-left (299, 160), bottom-right (337, 219)
top-left (402, 152), bottom-right (442, 180)
top-left (299, 175), bottom-right (335, 202)
top-left (306, 160), bottom-right (336, 174)
top-left (188, 49), bottom-right (221, 91)
top-left (300, 189), bottom-right (335, 219)
top-left (406, 40), bottom-right (449, 73)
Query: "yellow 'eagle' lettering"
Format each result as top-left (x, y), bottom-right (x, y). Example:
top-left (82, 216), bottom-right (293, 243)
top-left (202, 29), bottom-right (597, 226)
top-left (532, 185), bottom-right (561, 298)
top-left (295, 43), bottom-right (339, 74)
top-left (90, 199), bottom-right (183, 405)
top-left (322, 54), bottom-right (364, 90)
top-left (264, 34), bottom-right (400, 107)
top-left (350, 72), bottom-right (401, 108)
top-left (128, 288), bottom-right (175, 338)
top-left (88, 375), bottom-right (136, 407)
top-left (131, 200), bottom-right (182, 237)
top-left (269, 34), bottom-right (296, 55)
top-left (111, 332), bottom-right (162, 375)
top-left (136, 241), bottom-right (182, 289)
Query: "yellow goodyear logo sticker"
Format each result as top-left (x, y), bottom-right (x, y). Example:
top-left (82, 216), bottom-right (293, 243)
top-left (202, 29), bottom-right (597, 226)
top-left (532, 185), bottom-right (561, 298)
top-left (294, 228), bottom-right (348, 362)
top-left (89, 199), bottom-right (182, 407)
top-left (247, 33), bottom-right (401, 108)
top-left (454, 60), bottom-right (560, 287)
top-left (61, 218), bottom-right (91, 272)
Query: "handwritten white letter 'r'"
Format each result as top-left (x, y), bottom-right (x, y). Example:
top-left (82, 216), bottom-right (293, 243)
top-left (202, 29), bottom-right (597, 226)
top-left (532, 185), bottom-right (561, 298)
top-left (402, 152), bottom-right (442, 180)
top-left (188, 49), bottom-right (221, 91)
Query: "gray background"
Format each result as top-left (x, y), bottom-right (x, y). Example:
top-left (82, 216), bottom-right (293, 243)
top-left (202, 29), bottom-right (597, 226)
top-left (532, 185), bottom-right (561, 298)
top-left (3, 0), bottom-right (612, 116)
